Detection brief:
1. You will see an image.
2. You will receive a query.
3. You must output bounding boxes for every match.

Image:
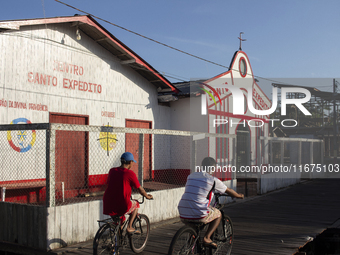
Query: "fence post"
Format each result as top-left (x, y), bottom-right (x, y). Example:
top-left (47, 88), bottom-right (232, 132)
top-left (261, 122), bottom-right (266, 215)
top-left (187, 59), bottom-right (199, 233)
top-left (310, 142), bottom-right (314, 164)
top-left (191, 139), bottom-right (197, 174)
top-left (281, 141), bottom-right (284, 165)
top-left (269, 140), bottom-right (273, 164)
top-left (1, 187), bottom-right (5, 201)
top-left (138, 134), bottom-right (144, 187)
top-left (321, 140), bottom-right (324, 165)
top-left (47, 125), bottom-right (56, 207)
top-left (257, 137), bottom-right (262, 195)
top-left (232, 138), bottom-right (236, 180)
top-left (298, 141), bottom-right (302, 166)
top-left (45, 126), bottom-right (50, 207)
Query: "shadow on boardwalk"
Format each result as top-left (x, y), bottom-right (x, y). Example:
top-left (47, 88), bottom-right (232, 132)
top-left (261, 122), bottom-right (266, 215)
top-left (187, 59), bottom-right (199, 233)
top-left (55, 179), bottom-right (340, 255)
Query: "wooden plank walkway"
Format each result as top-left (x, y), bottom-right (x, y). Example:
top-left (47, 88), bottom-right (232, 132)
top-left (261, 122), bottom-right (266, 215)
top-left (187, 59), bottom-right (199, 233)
top-left (55, 179), bottom-right (340, 255)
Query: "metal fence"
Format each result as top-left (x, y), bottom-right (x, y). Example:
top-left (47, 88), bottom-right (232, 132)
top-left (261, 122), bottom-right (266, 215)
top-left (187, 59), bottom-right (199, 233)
top-left (1, 123), bottom-right (327, 206)
top-left (0, 123), bottom-right (236, 206)
top-left (260, 137), bottom-right (324, 166)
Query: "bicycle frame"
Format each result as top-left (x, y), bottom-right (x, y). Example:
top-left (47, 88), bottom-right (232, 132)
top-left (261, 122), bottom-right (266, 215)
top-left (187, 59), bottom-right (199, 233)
top-left (94, 195), bottom-right (150, 254)
top-left (96, 216), bottom-right (127, 253)
top-left (168, 193), bottom-right (233, 255)
top-left (193, 193), bottom-right (231, 254)
top-left (212, 193), bottom-right (230, 240)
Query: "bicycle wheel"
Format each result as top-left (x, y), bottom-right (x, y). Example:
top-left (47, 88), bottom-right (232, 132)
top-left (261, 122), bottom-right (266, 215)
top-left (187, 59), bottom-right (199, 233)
top-left (212, 215), bottom-right (233, 255)
top-left (93, 223), bottom-right (119, 255)
top-left (168, 226), bottom-right (198, 255)
top-left (129, 214), bottom-right (150, 253)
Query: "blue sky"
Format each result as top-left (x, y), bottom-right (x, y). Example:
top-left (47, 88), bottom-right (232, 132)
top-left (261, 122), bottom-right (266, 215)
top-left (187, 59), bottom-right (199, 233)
top-left (1, 0), bottom-right (340, 96)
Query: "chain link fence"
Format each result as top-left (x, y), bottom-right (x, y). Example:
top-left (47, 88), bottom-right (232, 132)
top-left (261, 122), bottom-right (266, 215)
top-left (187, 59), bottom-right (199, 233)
top-left (2, 123), bottom-right (326, 206)
top-left (0, 123), bottom-right (236, 206)
top-left (0, 123), bottom-right (48, 205)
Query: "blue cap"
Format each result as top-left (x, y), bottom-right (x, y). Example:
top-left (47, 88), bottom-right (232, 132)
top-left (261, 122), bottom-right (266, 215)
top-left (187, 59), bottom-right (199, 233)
top-left (121, 152), bottom-right (137, 163)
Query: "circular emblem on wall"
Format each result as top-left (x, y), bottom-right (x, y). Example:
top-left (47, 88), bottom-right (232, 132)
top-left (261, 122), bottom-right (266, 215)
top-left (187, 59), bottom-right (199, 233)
top-left (99, 125), bottom-right (118, 151)
top-left (7, 118), bottom-right (36, 153)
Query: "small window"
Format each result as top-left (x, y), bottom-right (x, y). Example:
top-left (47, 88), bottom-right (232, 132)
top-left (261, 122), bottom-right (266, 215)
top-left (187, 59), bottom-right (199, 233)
top-left (239, 58), bottom-right (247, 77)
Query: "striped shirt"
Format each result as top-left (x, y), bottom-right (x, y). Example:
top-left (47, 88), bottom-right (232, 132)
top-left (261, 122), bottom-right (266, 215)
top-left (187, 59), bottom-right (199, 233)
top-left (178, 172), bottom-right (227, 219)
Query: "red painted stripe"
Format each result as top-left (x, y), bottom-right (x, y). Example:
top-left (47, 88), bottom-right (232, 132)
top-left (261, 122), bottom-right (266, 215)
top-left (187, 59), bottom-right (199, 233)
top-left (0, 178), bottom-right (45, 185)
top-left (88, 174), bottom-right (108, 186)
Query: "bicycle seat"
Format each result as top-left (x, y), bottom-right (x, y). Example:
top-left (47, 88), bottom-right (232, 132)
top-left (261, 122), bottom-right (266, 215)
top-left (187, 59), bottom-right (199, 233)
top-left (110, 215), bottom-right (123, 222)
top-left (97, 218), bottom-right (113, 224)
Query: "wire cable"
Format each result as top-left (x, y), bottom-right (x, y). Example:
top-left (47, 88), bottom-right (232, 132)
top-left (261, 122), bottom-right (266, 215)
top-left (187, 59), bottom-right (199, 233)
top-left (55, 0), bottom-right (230, 70)
top-left (53, 1), bottom-right (307, 88)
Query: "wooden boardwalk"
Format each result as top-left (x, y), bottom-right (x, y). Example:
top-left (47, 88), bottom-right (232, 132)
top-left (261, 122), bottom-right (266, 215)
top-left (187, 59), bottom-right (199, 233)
top-left (56, 179), bottom-right (340, 255)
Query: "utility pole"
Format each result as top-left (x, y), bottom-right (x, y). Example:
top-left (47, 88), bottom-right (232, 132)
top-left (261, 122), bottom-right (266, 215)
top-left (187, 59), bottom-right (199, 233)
top-left (333, 79), bottom-right (338, 162)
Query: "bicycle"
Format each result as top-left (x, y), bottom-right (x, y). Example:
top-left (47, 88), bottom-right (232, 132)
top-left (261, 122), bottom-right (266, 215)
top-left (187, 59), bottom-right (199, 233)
top-left (93, 196), bottom-right (151, 255)
top-left (168, 193), bottom-right (234, 255)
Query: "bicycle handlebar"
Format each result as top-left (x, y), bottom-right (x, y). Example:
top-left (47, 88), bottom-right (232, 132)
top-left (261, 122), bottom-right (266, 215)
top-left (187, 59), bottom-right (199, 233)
top-left (214, 193), bottom-right (230, 197)
top-left (135, 196), bottom-right (154, 204)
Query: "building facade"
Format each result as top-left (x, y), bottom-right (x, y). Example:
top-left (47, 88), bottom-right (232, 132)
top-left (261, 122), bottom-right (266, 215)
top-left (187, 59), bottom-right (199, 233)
top-left (170, 51), bottom-right (272, 179)
top-left (0, 15), bottom-right (178, 203)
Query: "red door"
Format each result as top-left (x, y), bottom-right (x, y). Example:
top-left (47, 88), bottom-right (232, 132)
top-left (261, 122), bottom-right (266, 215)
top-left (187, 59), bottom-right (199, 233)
top-left (126, 120), bottom-right (152, 180)
top-left (50, 113), bottom-right (89, 197)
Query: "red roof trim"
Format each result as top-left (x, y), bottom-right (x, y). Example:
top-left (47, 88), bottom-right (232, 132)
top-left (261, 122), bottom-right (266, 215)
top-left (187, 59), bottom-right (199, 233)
top-left (82, 17), bottom-right (178, 92)
top-left (204, 69), bottom-right (232, 84)
top-left (203, 51), bottom-right (271, 103)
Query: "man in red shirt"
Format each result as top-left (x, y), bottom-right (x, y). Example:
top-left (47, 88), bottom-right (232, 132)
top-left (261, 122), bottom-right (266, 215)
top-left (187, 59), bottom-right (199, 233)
top-left (103, 152), bottom-right (153, 234)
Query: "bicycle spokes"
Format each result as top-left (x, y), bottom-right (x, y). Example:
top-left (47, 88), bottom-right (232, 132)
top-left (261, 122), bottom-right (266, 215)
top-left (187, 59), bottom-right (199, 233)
top-left (178, 233), bottom-right (197, 254)
top-left (225, 219), bottom-right (233, 244)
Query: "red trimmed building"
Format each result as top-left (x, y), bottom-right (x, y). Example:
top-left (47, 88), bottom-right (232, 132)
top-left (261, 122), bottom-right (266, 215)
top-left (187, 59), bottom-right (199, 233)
top-left (0, 15), bottom-right (178, 203)
top-left (168, 51), bottom-right (272, 178)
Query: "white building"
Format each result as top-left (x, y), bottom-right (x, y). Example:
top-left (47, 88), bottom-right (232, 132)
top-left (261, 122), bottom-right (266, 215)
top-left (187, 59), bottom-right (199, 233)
top-left (0, 15), bottom-right (179, 203)
top-left (170, 50), bottom-right (272, 178)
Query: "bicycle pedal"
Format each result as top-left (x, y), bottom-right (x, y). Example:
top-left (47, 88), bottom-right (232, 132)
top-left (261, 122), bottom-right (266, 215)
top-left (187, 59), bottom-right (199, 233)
top-left (111, 248), bottom-right (118, 254)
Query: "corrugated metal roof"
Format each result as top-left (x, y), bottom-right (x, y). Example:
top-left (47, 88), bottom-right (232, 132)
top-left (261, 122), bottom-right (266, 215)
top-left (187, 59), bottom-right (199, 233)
top-left (171, 80), bottom-right (206, 97)
top-left (273, 83), bottom-right (340, 101)
top-left (0, 15), bottom-right (179, 93)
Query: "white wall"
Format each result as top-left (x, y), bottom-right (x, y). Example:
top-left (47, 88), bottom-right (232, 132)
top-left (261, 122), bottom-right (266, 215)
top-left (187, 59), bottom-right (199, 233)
top-left (258, 172), bottom-right (301, 194)
top-left (0, 24), bottom-right (171, 126)
top-left (46, 179), bottom-right (237, 250)
top-left (0, 23), bottom-right (172, 181)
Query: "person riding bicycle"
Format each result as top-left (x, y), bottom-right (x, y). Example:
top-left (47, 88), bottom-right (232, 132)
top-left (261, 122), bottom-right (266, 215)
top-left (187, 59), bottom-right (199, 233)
top-left (178, 157), bottom-right (244, 249)
top-left (103, 152), bottom-right (153, 234)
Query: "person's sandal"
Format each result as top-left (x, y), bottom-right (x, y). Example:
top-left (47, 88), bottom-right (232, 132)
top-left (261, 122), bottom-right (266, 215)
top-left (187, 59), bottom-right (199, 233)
top-left (127, 229), bottom-right (141, 235)
top-left (203, 241), bottom-right (217, 249)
